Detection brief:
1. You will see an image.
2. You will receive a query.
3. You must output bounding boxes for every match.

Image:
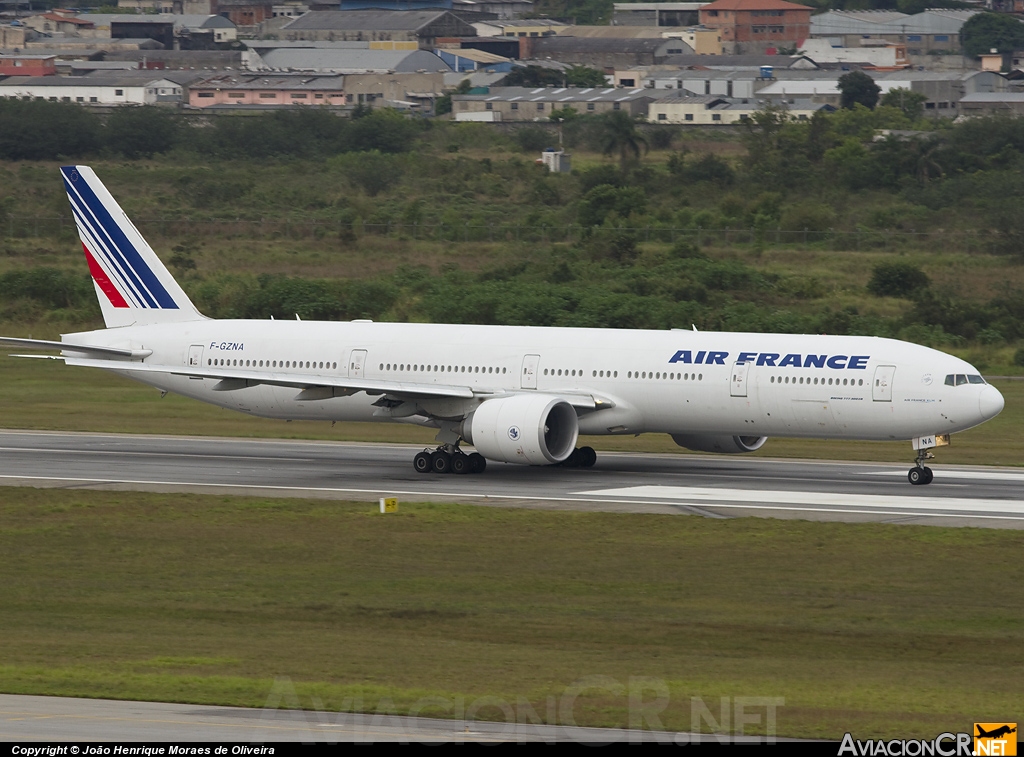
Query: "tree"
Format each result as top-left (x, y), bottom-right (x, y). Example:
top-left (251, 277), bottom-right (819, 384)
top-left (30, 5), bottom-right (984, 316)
top-left (598, 110), bottom-right (648, 171)
top-left (499, 65), bottom-right (566, 88)
top-left (565, 65), bottom-right (606, 87)
top-left (106, 105), bottom-right (180, 159)
top-left (880, 88), bottom-right (928, 121)
top-left (838, 71), bottom-right (881, 110)
top-left (961, 12), bottom-right (1024, 57)
top-left (867, 261), bottom-right (930, 298)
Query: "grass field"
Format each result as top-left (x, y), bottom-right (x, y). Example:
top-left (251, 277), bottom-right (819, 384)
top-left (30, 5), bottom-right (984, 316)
top-left (0, 487), bottom-right (1020, 739)
top-left (0, 354), bottom-right (1020, 466)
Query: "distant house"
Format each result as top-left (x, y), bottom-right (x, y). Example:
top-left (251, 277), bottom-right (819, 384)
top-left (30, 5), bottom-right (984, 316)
top-left (0, 54), bottom-right (57, 77)
top-left (808, 9), bottom-right (979, 55)
top-left (648, 91), bottom-right (832, 123)
top-left (23, 12), bottom-right (96, 36)
top-left (698, 0), bottom-right (812, 54)
top-left (452, 86), bottom-right (658, 121)
top-left (0, 74), bottom-right (183, 105)
top-left (612, 2), bottom-right (708, 27)
top-left (217, 0), bottom-right (277, 28)
top-left (188, 72), bottom-right (345, 107)
top-left (524, 36), bottom-right (688, 68)
top-left (281, 10), bottom-right (477, 49)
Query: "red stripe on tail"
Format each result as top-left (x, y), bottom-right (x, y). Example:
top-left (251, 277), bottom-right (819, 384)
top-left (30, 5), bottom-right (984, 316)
top-left (82, 243), bottom-right (129, 308)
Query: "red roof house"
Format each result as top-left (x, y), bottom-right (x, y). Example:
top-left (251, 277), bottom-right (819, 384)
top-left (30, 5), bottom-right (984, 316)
top-left (699, 0), bottom-right (812, 54)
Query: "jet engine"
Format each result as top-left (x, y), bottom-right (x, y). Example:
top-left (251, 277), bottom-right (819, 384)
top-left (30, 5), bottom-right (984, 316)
top-left (463, 394), bottom-right (579, 465)
top-left (671, 434), bottom-right (768, 454)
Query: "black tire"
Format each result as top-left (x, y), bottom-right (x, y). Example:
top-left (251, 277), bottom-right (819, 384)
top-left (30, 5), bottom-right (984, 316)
top-left (451, 454), bottom-right (470, 475)
top-left (908, 467), bottom-right (924, 485)
top-left (563, 448), bottom-right (582, 467)
top-left (468, 453), bottom-right (486, 474)
top-left (413, 451), bottom-right (432, 474)
top-left (432, 451), bottom-right (452, 474)
top-left (579, 446), bottom-right (597, 468)
top-left (922, 467), bottom-right (934, 485)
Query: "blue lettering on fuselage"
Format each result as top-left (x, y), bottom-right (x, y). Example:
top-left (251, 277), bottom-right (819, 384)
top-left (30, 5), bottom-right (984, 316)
top-left (671, 351), bottom-right (871, 368)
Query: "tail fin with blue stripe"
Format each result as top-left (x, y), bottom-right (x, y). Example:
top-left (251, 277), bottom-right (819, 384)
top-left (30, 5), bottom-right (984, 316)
top-left (62, 165), bottom-right (204, 328)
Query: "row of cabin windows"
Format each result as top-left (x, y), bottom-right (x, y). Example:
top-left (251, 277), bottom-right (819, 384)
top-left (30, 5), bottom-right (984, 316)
top-left (628, 371), bottom-right (703, 381)
top-left (772, 375), bottom-right (864, 386)
top-left (381, 363), bottom-right (507, 375)
top-left (209, 358), bottom-right (338, 370)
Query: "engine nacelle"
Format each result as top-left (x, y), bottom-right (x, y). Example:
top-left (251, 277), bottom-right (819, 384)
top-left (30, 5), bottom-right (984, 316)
top-left (671, 434), bottom-right (768, 454)
top-left (463, 394), bottom-right (579, 465)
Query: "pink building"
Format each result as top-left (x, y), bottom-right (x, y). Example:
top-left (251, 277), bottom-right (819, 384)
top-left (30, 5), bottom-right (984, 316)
top-left (189, 73), bottom-right (346, 108)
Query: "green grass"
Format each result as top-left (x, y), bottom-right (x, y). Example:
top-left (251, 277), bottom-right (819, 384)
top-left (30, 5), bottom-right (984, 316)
top-left (1, 354), bottom-right (1021, 466)
top-left (0, 487), bottom-right (1020, 738)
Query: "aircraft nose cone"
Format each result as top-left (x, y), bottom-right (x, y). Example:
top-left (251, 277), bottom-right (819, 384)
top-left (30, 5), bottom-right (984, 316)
top-left (979, 385), bottom-right (1005, 420)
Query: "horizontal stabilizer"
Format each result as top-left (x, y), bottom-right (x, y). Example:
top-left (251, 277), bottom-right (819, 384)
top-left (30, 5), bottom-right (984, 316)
top-left (0, 336), bottom-right (151, 359)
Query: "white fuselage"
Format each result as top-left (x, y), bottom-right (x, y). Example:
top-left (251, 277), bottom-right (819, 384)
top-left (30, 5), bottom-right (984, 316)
top-left (65, 320), bottom-right (1002, 442)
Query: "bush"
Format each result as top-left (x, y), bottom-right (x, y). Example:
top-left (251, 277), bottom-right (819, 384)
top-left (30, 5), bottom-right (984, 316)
top-left (514, 127), bottom-right (554, 153)
top-left (867, 261), bottom-right (930, 298)
top-left (1014, 347), bottom-right (1024, 366)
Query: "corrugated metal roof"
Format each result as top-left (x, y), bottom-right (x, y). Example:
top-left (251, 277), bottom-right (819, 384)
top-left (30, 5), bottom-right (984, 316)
top-left (256, 48), bottom-right (451, 73)
top-left (283, 10), bottom-right (462, 32)
top-left (192, 73), bottom-right (346, 90)
top-left (531, 36), bottom-right (669, 53)
top-left (810, 8), bottom-right (980, 36)
top-left (0, 74), bottom-right (177, 87)
top-left (454, 85), bottom-right (656, 102)
top-left (700, 0), bottom-right (812, 10)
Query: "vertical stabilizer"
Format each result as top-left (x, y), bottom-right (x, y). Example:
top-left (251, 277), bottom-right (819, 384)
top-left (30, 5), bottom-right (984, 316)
top-left (61, 165), bottom-right (205, 328)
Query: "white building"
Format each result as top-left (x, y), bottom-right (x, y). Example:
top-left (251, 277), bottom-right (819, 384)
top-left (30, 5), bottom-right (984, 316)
top-left (0, 75), bottom-right (183, 105)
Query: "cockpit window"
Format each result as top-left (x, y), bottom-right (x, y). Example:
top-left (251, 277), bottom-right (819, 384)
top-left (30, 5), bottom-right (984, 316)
top-left (945, 374), bottom-right (986, 386)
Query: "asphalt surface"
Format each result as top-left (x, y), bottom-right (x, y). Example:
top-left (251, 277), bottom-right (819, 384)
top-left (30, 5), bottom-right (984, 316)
top-left (2, 430), bottom-right (1023, 528)
top-left (0, 694), bottom-right (793, 743)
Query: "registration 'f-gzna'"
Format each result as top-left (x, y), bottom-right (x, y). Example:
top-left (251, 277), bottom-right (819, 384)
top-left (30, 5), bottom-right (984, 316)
top-left (0, 167), bottom-right (1005, 484)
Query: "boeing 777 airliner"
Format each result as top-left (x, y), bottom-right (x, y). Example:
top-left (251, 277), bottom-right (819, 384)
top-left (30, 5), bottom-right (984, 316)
top-left (0, 166), bottom-right (1006, 484)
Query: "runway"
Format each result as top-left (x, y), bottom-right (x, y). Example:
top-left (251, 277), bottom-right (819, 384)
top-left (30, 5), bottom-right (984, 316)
top-left (2, 693), bottom-right (785, 743)
top-left (1, 430), bottom-right (1023, 528)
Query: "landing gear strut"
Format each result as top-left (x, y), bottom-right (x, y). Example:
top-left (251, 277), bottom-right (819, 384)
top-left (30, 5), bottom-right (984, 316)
top-left (908, 448), bottom-right (934, 486)
top-left (413, 444), bottom-right (486, 475)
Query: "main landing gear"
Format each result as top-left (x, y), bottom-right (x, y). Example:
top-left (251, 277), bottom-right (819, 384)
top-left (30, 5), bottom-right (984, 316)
top-left (908, 448), bottom-right (934, 486)
top-left (414, 445), bottom-right (486, 475)
top-left (559, 446), bottom-right (598, 468)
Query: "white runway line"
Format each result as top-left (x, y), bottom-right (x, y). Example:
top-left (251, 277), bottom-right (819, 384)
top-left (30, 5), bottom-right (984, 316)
top-left (577, 485), bottom-right (1024, 516)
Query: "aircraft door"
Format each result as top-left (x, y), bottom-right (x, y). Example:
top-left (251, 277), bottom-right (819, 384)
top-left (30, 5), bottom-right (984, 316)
top-left (730, 361), bottom-right (749, 398)
top-left (872, 365), bottom-right (895, 402)
top-left (187, 344), bottom-right (204, 367)
top-left (350, 349), bottom-right (367, 379)
top-left (521, 354), bottom-right (540, 389)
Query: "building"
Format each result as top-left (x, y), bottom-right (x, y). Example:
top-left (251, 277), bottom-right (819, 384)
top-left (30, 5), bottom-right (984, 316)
top-left (648, 91), bottom-right (832, 123)
top-left (0, 23), bottom-right (31, 49)
top-left (116, 0), bottom-right (214, 12)
top-left (808, 9), bottom-right (979, 55)
top-left (218, 0), bottom-right (277, 28)
top-left (188, 72), bottom-right (345, 106)
top-left (612, 3), bottom-right (708, 27)
top-left (524, 35), bottom-right (689, 68)
top-left (451, 86), bottom-right (658, 121)
top-left (0, 53), bottom-right (56, 76)
top-left (0, 73), bottom-right (184, 104)
top-left (78, 14), bottom-right (237, 48)
top-left (435, 47), bottom-right (513, 73)
top-left (22, 12), bottom-right (96, 36)
top-left (798, 38), bottom-right (908, 69)
top-left (472, 18), bottom-right (566, 37)
top-left (243, 42), bottom-right (451, 73)
top-left (280, 10), bottom-right (477, 48)
top-left (959, 92), bottom-right (1024, 117)
top-left (698, 0), bottom-right (812, 54)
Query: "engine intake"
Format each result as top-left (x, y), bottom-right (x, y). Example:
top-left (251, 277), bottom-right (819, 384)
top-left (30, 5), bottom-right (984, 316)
top-left (671, 434), bottom-right (768, 454)
top-left (463, 394), bottom-right (579, 465)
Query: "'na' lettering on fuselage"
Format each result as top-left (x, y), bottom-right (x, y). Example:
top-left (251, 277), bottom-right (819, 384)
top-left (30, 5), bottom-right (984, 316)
top-left (669, 351), bottom-right (870, 369)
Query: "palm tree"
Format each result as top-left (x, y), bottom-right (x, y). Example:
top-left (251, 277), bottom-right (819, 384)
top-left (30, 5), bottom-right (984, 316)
top-left (600, 110), bottom-right (648, 172)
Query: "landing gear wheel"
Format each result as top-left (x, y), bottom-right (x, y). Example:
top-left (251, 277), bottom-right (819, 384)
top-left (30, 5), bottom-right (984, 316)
top-left (432, 451), bottom-right (452, 474)
top-left (564, 448), bottom-right (583, 467)
top-left (413, 451), bottom-right (432, 474)
top-left (579, 446), bottom-right (597, 468)
top-left (468, 453), bottom-right (486, 474)
top-left (451, 454), bottom-right (470, 475)
top-left (908, 467), bottom-right (933, 485)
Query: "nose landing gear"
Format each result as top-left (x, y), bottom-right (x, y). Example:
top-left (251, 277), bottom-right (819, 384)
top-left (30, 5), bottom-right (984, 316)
top-left (908, 448), bottom-right (934, 486)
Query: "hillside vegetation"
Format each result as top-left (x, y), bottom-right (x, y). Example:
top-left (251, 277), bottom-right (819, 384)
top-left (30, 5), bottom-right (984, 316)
top-left (1, 103), bottom-right (1024, 374)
